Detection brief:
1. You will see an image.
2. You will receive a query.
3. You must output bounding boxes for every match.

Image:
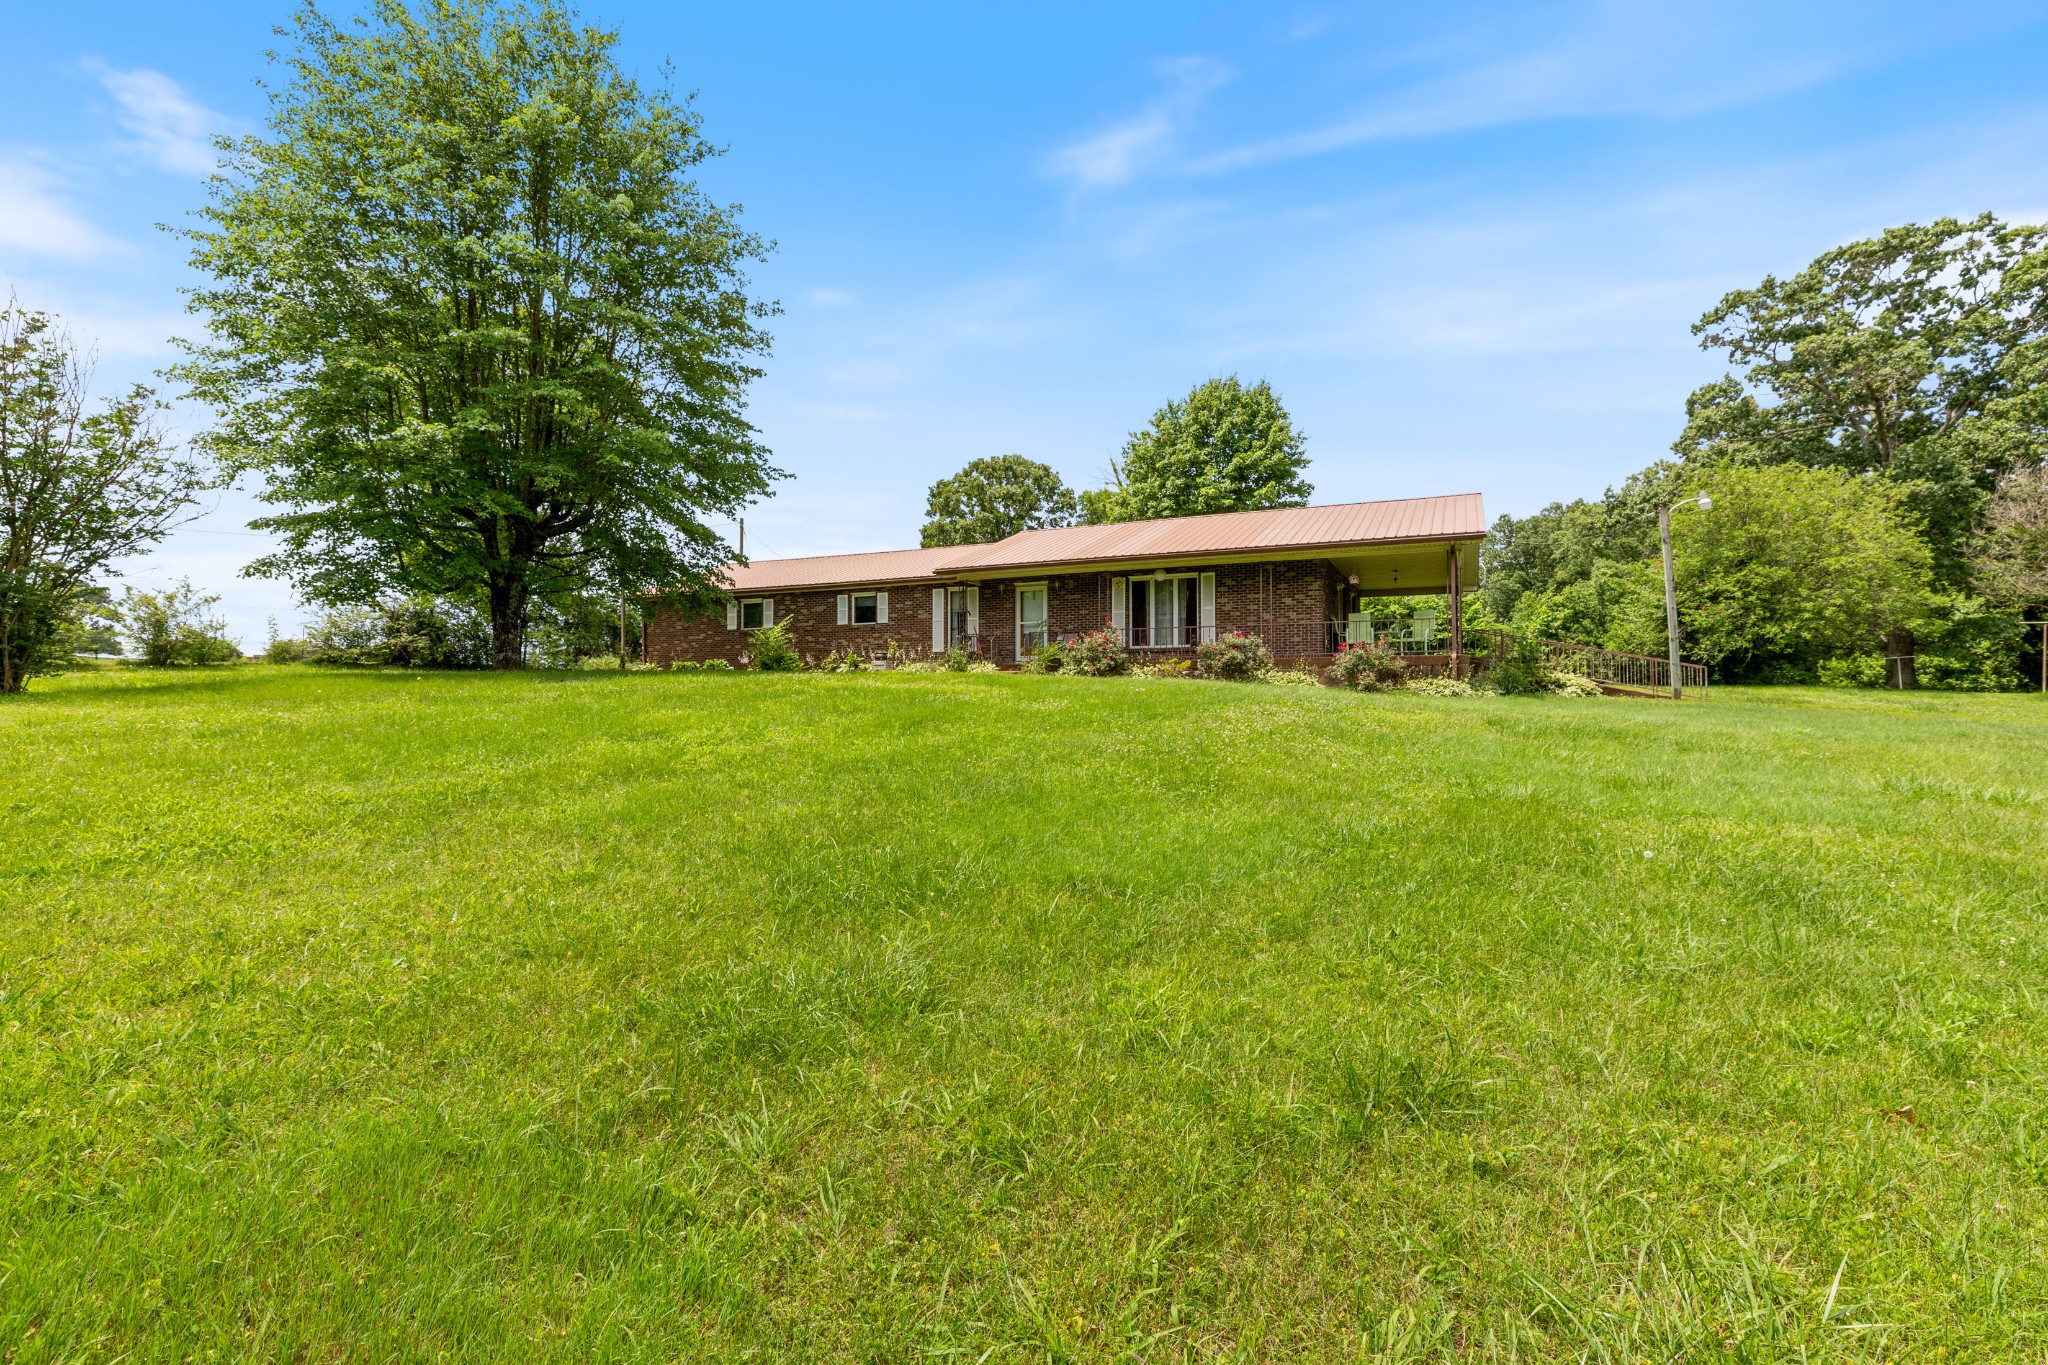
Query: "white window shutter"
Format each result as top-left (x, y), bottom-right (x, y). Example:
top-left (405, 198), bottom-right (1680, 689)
top-left (762, 598), bottom-right (774, 627)
top-left (836, 593), bottom-right (849, 625)
top-left (726, 601), bottom-right (739, 630)
top-left (966, 586), bottom-right (979, 637)
top-left (932, 588), bottom-right (947, 651)
top-left (876, 591), bottom-right (889, 624)
top-left (1199, 573), bottom-right (1216, 639)
top-left (1110, 577), bottom-right (1126, 633)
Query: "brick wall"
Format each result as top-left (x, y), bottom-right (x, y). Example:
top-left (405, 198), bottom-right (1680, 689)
top-left (644, 559), bottom-right (1350, 668)
top-left (644, 585), bottom-right (943, 667)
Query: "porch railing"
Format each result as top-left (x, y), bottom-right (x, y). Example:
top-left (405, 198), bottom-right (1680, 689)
top-left (1441, 627), bottom-right (1707, 698)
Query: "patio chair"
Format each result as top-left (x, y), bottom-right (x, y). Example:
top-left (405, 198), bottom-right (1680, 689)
top-left (1405, 611), bottom-right (1438, 651)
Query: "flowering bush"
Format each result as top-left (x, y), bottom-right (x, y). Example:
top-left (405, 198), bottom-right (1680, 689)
top-left (1194, 631), bottom-right (1271, 680)
top-left (1550, 672), bottom-right (1605, 697)
top-left (1325, 639), bottom-right (1407, 691)
top-left (1065, 627), bottom-right (1131, 676)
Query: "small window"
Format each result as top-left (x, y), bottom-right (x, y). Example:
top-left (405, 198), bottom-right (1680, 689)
top-left (740, 599), bottom-right (767, 630)
top-left (851, 592), bottom-right (879, 625)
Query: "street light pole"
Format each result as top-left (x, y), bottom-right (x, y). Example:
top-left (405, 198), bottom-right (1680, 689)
top-left (1660, 494), bottom-right (1711, 700)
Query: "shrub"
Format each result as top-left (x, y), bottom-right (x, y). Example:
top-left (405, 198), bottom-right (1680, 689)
top-left (1817, 654), bottom-right (1885, 687)
top-left (1550, 672), bottom-right (1605, 698)
top-left (295, 597), bottom-right (490, 667)
top-left (671, 659), bottom-right (701, 672)
top-left (1264, 665), bottom-right (1323, 687)
top-left (1483, 633), bottom-right (1552, 696)
top-left (1325, 640), bottom-right (1406, 691)
top-left (1406, 676), bottom-right (1474, 697)
top-left (700, 658), bottom-right (734, 672)
top-left (1065, 627), bottom-right (1130, 677)
top-left (118, 580), bottom-right (239, 666)
top-left (1021, 642), bottom-right (1067, 674)
top-left (809, 649), bottom-right (869, 673)
top-left (263, 618), bottom-right (311, 665)
top-left (748, 619), bottom-right (800, 672)
top-left (1134, 658), bottom-right (1194, 678)
top-left (1194, 631), bottom-right (1271, 680)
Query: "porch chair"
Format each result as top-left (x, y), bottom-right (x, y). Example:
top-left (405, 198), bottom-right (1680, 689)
top-left (1405, 611), bottom-right (1438, 652)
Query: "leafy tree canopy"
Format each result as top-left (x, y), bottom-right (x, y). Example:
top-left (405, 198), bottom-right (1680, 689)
top-left (1478, 461), bottom-right (1689, 620)
top-left (1673, 463), bottom-right (1933, 677)
top-left (919, 455), bottom-right (1078, 548)
top-left (176, 0), bottom-right (779, 667)
top-left (1085, 377), bottom-right (1312, 523)
top-left (1, 303), bottom-right (207, 693)
top-left (1676, 214), bottom-right (2048, 583)
top-left (1972, 462), bottom-right (2048, 608)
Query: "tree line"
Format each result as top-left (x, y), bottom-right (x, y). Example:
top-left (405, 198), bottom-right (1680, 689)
top-left (1484, 217), bottom-right (2048, 686)
top-left (3, 0), bottom-right (2044, 691)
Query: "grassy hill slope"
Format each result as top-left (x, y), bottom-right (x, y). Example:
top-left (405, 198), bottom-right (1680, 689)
top-left (3, 668), bottom-right (2045, 1361)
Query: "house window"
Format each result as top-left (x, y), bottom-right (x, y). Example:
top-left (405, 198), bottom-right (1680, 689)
top-left (740, 598), bottom-right (767, 630)
top-left (1129, 574), bottom-right (1198, 647)
top-left (852, 592), bottom-right (879, 624)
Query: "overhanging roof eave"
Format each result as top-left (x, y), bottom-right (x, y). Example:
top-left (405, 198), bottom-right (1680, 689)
top-left (939, 531), bottom-right (1484, 579)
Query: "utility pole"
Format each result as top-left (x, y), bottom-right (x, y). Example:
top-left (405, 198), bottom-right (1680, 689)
top-left (1661, 494), bottom-right (1711, 700)
top-left (619, 590), bottom-right (629, 671)
top-left (738, 517), bottom-right (745, 559)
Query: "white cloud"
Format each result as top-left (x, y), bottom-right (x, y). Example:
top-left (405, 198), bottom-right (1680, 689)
top-left (1193, 11), bottom-right (1860, 176)
top-left (86, 61), bottom-right (234, 176)
top-left (1048, 56), bottom-right (1230, 190)
top-left (0, 157), bottom-right (123, 259)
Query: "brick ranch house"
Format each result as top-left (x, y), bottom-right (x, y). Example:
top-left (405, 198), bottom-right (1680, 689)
top-left (644, 493), bottom-right (1484, 671)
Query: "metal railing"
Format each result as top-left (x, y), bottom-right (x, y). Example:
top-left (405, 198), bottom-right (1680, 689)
top-left (1123, 623), bottom-right (1215, 649)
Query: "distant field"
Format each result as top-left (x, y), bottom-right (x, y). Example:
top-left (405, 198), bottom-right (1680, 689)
top-left (3, 667), bottom-right (2044, 1362)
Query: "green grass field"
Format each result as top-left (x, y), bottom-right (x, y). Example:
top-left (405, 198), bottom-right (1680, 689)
top-left (4, 667), bottom-right (2045, 1361)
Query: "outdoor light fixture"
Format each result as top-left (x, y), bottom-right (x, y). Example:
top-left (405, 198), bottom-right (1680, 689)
top-left (1152, 569), bottom-right (1166, 581)
top-left (1347, 573), bottom-right (1359, 586)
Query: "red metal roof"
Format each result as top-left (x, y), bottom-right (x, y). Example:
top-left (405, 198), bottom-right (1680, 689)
top-left (722, 544), bottom-right (975, 593)
top-left (940, 494), bottom-right (1485, 574)
top-left (719, 494), bottom-right (1484, 592)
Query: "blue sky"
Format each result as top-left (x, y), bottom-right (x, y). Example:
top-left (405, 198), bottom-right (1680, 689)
top-left (8, 0), bottom-right (2048, 645)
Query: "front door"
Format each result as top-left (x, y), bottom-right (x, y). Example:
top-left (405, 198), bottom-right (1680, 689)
top-left (1017, 585), bottom-right (1048, 656)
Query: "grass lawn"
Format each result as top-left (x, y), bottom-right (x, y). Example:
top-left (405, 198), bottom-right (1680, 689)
top-left (4, 667), bottom-right (2046, 1361)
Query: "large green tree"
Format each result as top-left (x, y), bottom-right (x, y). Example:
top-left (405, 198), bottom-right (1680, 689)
top-left (0, 304), bottom-right (207, 693)
top-left (1677, 215), bottom-right (2048, 583)
top-left (920, 454), bottom-right (1078, 548)
top-left (1084, 377), bottom-right (1312, 523)
top-left (1673, 463), bottom-right (1932, 678)
top-left (177, 0), bottom-right (778, 667)
top-left (1971, 462), bottom-right (2048, 608)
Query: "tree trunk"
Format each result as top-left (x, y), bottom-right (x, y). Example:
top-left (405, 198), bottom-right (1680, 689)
top-left (1885, 626), bottom-right (1917, 689)
top-left (488, 573), bottom-right (529, 669)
